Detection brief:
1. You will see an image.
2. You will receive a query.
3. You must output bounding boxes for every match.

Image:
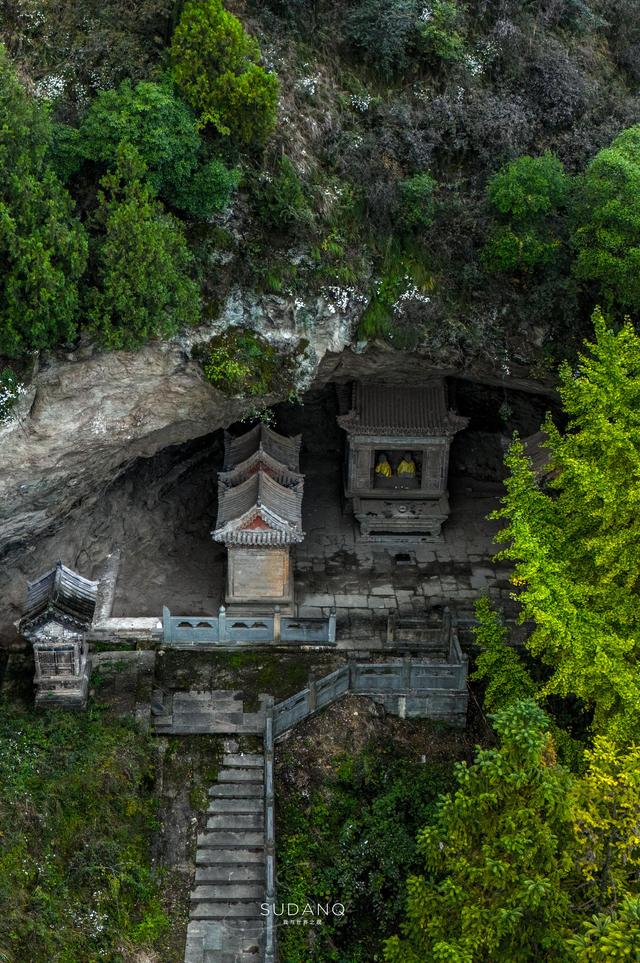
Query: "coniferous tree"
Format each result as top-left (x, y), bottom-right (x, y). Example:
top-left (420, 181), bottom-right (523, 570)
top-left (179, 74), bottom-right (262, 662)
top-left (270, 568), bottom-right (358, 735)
top-left (384, 700), bottom-right (577, 963)
top-left (494, 309), bottom-right (640, 745)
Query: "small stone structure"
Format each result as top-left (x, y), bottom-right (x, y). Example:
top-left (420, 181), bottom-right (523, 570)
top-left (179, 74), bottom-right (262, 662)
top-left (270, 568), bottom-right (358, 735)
top-left (19, 561), bottom-right (97, 707)
top-left (337, 381), bottom-right (469, 540)
top-left (212, 425), bottom-right (304, 614)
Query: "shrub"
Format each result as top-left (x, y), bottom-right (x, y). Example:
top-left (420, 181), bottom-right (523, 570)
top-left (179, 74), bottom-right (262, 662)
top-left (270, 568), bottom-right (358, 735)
top-left (67, 80), bottom-right (238, 217)
top-left (398, 172), bottom-right (437, 230)
top-left (87, 147), bottom-right (200, 350)
top-left (0, 45), bottom-right (87, 358)
top-left (170, 0), bottom-right (279, 148)
top-left (278, 740), bottom-right (456, 963)
top-left (251, 156), bottom-right (313, 231)
top-left (488, 151), bottom-right (569, 221)
top-left (344, 0), bottom-right (423, 79)
top-left (359, 248), bottom-right (434, 343)
top-left (483, 152), bottom-right (569, 273)
top-left (572, 125), bottom-right (640, 312)
top-left (200, 327), bottom-right (303, 396)
top-left (417, 0), bottom-right (466, 64)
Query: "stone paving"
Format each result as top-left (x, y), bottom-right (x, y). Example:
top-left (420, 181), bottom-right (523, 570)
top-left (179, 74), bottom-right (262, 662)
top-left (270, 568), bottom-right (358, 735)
top-left (294, 454), bottom-right (515, 648)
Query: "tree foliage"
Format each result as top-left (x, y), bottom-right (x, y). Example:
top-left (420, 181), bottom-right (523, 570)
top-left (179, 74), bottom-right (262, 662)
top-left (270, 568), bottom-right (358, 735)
top-left (0, 45), bottom-right (87, 358)
top-left (65, 80), bottom-right (239, 217)
top-left (494, 310), bottom-right (640, 745)
top-left (569, 896), bottom-right (640, 961)
top-left (170, 0), bottom-right (279, 148)
top-left (572, 738), bottom-right (640, 910)
top-left (483, 152), bottom-right (569, 274)
top-left (471, 596), bottom-right (536, 713)
top-left (384, 700), bottom-right (577, 963)
top-left (87, 148), bottom-right (200, 350)
top-left (573, 126), bottom-right (640, 313)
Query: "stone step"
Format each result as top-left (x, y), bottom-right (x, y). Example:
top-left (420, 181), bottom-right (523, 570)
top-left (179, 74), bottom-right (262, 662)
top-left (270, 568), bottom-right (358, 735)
top-left (206, 813), bottom-right (263, 831)
top-left (209, 783), bottom-right (263, 798)
top-left (187, 917), bottom-right (264, 941)
top-left (159, 716), bottom-right (265, 735)
top-left (204, 954), bottom-right (263, 963)
top-left (207, 798), bottom-right (263, 814)
top-left (197, 831), bottom-right (264, 849)
top-left (191, 884), bottom-right (264, 902)
top-left (185, 923), bottom-right (263, 961)
top-left (222, 753), bottom-right (264, 769)
top-left (218, 768), bottom-right (263, 784)
top-left (196, 864), bottom-right (264, 883)
top-left (196, 849), bottom-right (265, 866)
top-left (190, 902), bottom-right (263, 921)
top-left (171, 711), bottom-right (244, 725)
top-left (174, 690), bottom-right (242, 705)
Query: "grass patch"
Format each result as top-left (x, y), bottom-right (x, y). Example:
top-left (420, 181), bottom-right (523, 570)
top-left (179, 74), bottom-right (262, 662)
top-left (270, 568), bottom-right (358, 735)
top-left (0, 703), bottom-right (167, 962)
top-left (195, 326), bottom-right (308, 398)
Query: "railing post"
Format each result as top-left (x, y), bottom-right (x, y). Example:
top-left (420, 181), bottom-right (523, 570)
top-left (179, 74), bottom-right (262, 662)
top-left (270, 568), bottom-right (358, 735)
top-left (273, 605), bottom-right (281, 644)
top-left (162, 606), bottom-right (171, 644)
top-left (308, 669), bottom-right (317, 712)
top-left (328, 606), bottom-right (336, 644)
top-left (263, 696), bottom-right (276, 963)
top-left (347, 657), bottom-right (355, 692)
top-left (218, 604), bottom-right (226, 643)
top-left (443, 604), bottom-right (452, 658)
top-left (402, 655), bottom-right (411, 690)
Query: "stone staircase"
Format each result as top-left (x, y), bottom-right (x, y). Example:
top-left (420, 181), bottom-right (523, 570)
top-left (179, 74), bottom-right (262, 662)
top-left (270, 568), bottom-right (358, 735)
top-left (185, 750), bottom-right (266, 963)
top-left (153, 690), bottom-right (266, 735)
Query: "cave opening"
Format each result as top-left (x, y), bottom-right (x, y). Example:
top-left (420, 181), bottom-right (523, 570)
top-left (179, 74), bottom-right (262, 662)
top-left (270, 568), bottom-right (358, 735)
top-left (1, 372), bottom-right (556, 644)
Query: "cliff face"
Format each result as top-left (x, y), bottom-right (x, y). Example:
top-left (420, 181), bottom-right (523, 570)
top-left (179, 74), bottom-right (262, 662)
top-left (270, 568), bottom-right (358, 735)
top-left (1, 284), bottom-right (555, 563)
top-left (0, 286), bottom-right (359, 555)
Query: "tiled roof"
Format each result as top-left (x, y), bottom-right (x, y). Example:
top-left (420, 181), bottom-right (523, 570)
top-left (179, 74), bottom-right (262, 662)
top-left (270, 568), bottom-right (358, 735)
top-left (21, 561), bottom-right (98, 631)
top-left (213, 470), bottom-right (304, 545)
top-left (218, 448), bottom-right (304, 492)
top-left (224, 424), bottom-right (301, 471)
top-left (337, 382), bottom-right (469, 436)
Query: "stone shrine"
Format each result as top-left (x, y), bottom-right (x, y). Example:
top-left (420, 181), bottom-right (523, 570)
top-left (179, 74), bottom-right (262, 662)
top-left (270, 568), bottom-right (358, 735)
top-left (212, 425), bottom-right (304, 613)
top-left (337, 381), bottom-right (468, 540)
top-left (19, 560), bottom-right (97, 707)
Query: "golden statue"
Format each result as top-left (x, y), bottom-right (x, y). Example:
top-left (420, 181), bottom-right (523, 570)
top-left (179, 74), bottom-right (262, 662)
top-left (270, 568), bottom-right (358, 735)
top-left (397, 452), bottom-right (416, 477)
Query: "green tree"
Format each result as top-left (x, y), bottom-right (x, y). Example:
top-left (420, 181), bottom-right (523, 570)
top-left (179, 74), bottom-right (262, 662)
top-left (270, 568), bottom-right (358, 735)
top-left (384, 700), bottom-right (577, 963)
top-left (65, 80), bottom-right (238, 217)
top-left (0, 45), bottom-right (87, 358)
top-left (483, 152), bottom-right (570, 274)
top-left (494, 310), bottom-right (640, 745)
top-left (572, 126), bottom-right (640, 313)
top-left (572, 738), bottom-right (640, 910)
top-left (471, 596), bottom-right (536, 713)
top-left (87, 148), bottom-right (200, 350)
top-left (170, 0), bottom-right (279, 148)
